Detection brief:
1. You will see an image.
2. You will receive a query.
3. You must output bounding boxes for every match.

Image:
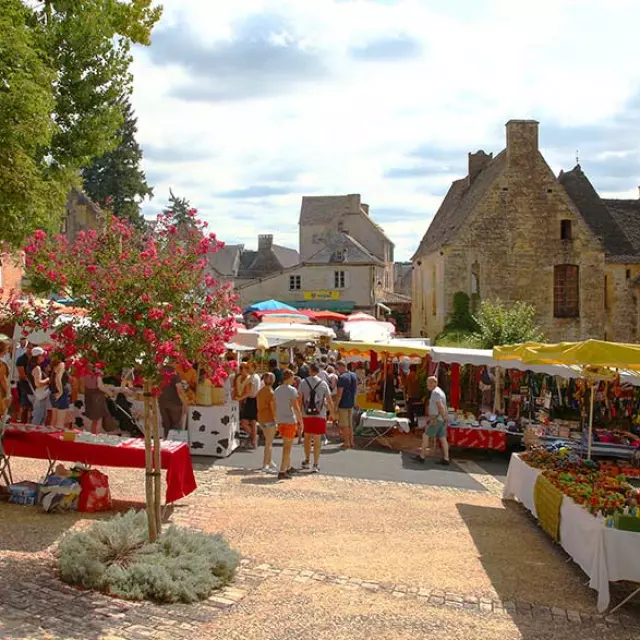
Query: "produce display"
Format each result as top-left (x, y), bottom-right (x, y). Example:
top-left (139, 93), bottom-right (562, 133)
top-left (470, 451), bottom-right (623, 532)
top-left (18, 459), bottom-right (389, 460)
top-left (522, 448), bottom-right (640, 521)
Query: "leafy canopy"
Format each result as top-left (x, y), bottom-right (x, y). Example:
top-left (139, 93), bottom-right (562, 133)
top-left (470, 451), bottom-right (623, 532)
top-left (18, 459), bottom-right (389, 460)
top-left (0, 0), bottom-right (162, 247)
top-left (472, 299), bottom-right (544, 349)
top-left (82, 96), bottom-right (153, 226)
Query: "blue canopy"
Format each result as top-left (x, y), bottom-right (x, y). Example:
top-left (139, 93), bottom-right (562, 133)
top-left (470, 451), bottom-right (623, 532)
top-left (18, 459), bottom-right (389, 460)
top-left (244, 299), bottom-right (297, 312)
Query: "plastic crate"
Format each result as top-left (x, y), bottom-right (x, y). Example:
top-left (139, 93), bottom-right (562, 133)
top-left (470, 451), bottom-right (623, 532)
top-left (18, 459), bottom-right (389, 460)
top-left (8, 481), bottom-right (40, 507)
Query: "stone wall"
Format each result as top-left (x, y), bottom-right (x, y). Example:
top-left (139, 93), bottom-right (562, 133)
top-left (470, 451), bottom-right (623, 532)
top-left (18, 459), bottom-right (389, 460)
top-left (411, 253), bottom-right (445, 337)
top-left (0, 252), bottom-right (24, 301)
top-left (605, 264), bottom-right (639, 342)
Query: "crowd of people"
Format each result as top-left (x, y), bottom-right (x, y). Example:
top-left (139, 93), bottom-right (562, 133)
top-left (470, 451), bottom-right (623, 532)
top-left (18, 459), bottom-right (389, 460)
top-left (231, 353), bottom-right (358, 480)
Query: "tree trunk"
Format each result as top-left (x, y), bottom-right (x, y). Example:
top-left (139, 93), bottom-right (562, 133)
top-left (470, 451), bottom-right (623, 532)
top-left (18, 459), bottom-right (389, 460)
top-left (143, 380), bottom-right (158, 542)
top-left (151, 397), bottom-right (162, 535)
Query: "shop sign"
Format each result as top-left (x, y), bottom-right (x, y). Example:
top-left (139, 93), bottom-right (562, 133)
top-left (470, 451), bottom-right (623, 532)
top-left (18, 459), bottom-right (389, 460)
top-left (303, 290), bottom-right (341, 300)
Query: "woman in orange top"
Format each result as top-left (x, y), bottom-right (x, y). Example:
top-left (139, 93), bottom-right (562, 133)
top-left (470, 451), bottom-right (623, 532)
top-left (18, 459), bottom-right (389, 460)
top-left (256, 372), bottom-right (277, 472)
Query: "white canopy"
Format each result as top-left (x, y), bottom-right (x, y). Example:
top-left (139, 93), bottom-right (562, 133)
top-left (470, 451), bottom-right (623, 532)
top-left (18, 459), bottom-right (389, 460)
top-left (344, 320), bottom-right (395, 342)
top-left (253, 322), bottom-right (336, 340)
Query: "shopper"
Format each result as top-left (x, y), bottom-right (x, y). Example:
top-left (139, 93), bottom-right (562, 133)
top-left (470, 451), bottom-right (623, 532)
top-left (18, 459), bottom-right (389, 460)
top-left (403, 364), bottom-right (422, 428)
top-left (83, 370), bottom-right (112, 434)
top-left (295, 354), bottom-right (309, 380)
top-left (16, 342), bottom-right (33, 423)
top-left (335, 360), bottom-right (358, 449)
top-left (268, 359), bottom-right (283, 388)
top-left (49, 355), bottom-right (71, 429)
top-left (0, 342), bottom-right (10, 421)
top-left (239, 361), bottom-right (261, 448)
top-left (29, 347), bottom-right (50, 425)
top-left (158, 363), bottom-right (188, 439)
top-left (414, 376), bottom-right (450, 465)
top-left (299, 363), bottom-right (334, 472)
top-left (257, 372), bottom-right (277, 472)
top-left (274, 369), bottom-right (303, 480)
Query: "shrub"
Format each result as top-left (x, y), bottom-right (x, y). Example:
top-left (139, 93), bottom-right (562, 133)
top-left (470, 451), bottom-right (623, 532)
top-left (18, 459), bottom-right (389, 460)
top-left (58, 511), bottom-right (240, 603)
top-left (472, 298), bottom-right (544, 349)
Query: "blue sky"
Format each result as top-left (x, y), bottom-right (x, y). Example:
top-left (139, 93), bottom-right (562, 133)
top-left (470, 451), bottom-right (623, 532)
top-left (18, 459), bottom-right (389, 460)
top-left (132, 0), bottom-right (640, 260)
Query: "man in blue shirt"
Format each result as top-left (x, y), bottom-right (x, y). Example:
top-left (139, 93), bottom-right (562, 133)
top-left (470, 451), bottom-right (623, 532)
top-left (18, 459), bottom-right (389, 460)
top-left (336, 360), bottom-right (358, 449)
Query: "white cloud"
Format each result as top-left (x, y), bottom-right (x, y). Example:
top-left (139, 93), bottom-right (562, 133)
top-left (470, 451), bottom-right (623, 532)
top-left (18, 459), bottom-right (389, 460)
top-left (132, 0), bottom-right (640, 260)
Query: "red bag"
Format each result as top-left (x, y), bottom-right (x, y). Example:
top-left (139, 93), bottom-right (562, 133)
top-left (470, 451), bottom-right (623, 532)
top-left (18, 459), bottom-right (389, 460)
top-left (78, 470), bottom-right (112, 513)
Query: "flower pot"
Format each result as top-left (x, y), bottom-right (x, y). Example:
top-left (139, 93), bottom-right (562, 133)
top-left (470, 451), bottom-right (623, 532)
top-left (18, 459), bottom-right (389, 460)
top-left (210, 386), bottom-right (225, 406)
top-left (196, 381), bottom-right (213, 406)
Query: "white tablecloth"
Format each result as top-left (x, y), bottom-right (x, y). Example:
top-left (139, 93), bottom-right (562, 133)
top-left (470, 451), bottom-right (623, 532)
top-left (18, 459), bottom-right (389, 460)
top-left (360, 414), bottom-right (410, 433)
top-left (503, 453), bottom-right (640, 611)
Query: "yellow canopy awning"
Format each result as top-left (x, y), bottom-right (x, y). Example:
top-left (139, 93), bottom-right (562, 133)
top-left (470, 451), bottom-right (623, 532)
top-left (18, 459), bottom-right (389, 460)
top-left (494, 339), bottom-right (640, 371)
top-left (332, 341), bottom-right (431, 358)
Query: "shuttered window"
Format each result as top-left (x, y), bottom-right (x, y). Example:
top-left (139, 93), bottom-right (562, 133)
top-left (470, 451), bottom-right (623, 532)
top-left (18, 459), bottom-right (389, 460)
top-left (554, 265), bottom-right (579, 318)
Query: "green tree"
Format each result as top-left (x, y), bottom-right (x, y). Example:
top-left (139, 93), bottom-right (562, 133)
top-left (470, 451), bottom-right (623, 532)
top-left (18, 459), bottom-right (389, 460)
top-left (163, 189), bottom-right (196, 227)
top-left (0, 0), bottom-right (65, 247)
top-left (82, 96), bottom-right (153, 226)
top-left (0, 0), bottom-right (162, 247)
top-left (472, 299), bottom-right (544, 349)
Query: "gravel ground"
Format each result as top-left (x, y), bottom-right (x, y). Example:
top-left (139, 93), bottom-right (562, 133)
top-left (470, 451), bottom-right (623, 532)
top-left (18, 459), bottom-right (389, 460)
top-left (202, 577), bottom-right (639, 640)
top-left (2, 456), bottom-right (639, 640)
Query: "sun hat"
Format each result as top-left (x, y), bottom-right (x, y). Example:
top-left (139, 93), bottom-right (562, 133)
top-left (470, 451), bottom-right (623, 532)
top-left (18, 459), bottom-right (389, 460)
top-left (31, 347), bottom-right (45, 357)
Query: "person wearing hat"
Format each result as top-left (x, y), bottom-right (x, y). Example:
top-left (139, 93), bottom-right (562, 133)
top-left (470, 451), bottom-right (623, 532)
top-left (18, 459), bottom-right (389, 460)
top-left (29, 347), bottom-right (50, 425)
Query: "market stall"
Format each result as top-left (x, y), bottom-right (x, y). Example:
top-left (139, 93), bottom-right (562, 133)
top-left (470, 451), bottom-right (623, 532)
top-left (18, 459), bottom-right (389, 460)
top-left (3, 425), bottom-right (196, 503)
top-left (503, 451), bottom-right (640, 612)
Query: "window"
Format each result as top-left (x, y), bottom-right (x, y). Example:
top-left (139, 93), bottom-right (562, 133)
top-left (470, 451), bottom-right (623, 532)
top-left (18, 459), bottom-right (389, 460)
top-left (604, 275), bottom-right (609, 310)
top-left (384, 271), bottom-right (389, 289)
top-left (334, 249), bottom-right (345, 261)
top-left (626, 269), bottom-right (631, 280)
top-left (431, 265), bottom-right (437, 316)
top-left (334, 270), bottom-right (346, 289)
top-left (289, 275), bottom-right (301, 291)
top-left (560, 219), bottom-right (572, 240)
top-left (554, 264), bottom-right (579, 318)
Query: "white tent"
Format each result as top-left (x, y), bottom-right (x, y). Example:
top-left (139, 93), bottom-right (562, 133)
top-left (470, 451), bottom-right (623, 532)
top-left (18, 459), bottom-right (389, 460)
top-left (253, 322), bottom-right (336, 340)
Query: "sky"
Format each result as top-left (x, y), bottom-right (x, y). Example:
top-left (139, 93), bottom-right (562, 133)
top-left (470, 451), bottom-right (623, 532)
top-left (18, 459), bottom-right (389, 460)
top-left (131, 0), bottom-right (640, 261)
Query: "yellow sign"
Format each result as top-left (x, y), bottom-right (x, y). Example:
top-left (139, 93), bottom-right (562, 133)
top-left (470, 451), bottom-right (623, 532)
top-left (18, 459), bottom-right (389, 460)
top-left (303, 290), bottom-right (341, 301)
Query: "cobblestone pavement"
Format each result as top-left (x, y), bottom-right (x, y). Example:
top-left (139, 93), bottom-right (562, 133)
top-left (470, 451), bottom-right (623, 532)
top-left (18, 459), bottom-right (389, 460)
top-left (0, 460), bottom-right (639, 639)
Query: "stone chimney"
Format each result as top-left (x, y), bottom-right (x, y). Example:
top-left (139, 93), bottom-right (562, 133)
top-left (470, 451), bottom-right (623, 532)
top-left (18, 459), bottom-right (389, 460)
top-left (506, 119), bottom-right (539, 165)
top-left (361, 203), bottom-right (370, 215)
top-left (468, 150), bottom-right (493, 183)
top-left (258, 234), bottom-right (273, 252)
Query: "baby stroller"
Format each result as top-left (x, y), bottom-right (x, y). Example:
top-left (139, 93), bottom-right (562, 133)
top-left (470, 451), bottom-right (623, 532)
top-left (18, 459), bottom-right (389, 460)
top-left (106, 393), bottom-right (144, 437)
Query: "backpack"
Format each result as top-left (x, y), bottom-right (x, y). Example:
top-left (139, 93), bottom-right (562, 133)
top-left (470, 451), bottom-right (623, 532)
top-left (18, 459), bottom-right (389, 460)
top-left (303, 378), bottom-right (322, 415)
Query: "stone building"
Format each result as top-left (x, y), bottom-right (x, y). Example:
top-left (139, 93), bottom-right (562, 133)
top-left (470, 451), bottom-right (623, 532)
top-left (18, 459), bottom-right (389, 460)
top-left (412, 119), bottom-right (640, 343)
top-left (0, 252), bottom-right (24, 301)
top-left (207, 234), bottom-right (300, 288)
top-left (63, 187), bottom-right (104, 242)
top-left (237, 195), bottom-right (399, 314)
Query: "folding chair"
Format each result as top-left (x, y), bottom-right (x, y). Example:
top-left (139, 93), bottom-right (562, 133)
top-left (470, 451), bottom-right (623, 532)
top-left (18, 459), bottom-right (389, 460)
top-left (0, 422), bottom-right (13, 486)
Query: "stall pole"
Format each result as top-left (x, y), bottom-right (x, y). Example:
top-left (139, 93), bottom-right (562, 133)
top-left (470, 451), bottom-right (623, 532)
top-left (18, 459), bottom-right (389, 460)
top-left (151, 397), bottom-right (162, 535)
top-left (587, 382), bottom-right (595, 460)
top-left (143, 381), bottom-right (158, 542)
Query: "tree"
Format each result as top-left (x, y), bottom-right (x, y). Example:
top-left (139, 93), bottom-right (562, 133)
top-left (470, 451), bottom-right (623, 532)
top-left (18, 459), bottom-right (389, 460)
top-left (163, 189), bottom-right (195, 228)
top-left (3, 210), bottom-right (237, 541)
top-left (472, 299), bottom-right (544, 349)
top-left (82, 96), bottom-right (153, 226)
top-left (0, 0), bottom-right (66, 247)
top-left (0, 0), bottom-right (162, 247)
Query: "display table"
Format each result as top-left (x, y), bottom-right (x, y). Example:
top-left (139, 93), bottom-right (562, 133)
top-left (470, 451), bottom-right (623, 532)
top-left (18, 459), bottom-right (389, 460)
top-left (3, 428), bottom-right (196, 503)
top-left (188, 402), bottom-right (240, 457)
top-left (503, 453), bottom-right (640, 612)
top-left (448, 426), bottom-right (507, 452)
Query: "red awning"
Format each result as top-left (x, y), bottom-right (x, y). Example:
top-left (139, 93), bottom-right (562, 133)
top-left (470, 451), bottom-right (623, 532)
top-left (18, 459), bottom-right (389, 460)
top-left (299, 310), bottom-right (347, 321)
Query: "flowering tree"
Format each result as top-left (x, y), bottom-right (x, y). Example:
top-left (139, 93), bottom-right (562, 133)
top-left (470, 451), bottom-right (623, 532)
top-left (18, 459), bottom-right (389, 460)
top-left (2, 210), bottom-right (238, 539)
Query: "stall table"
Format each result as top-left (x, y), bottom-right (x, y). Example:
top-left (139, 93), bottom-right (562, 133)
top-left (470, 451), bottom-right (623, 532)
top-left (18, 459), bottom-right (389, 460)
top-left (2, 427), bottom-right (196, 503)
top-left (504, 453), bottom-right (640, 612)
top-left (447, 426), bottom-right (507, 452)
top-left (358, 412), bottom-right (410, 448)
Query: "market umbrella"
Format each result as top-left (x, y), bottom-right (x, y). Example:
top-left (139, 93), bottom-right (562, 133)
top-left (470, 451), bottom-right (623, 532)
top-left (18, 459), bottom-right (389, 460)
top-left (244, 299), bottom-right (297, 313)
top-left (346, 312), bottom-right (376, 322)
top-left (259, 314), bottom-right (312, 324)
top-left (253, 322), bottom-right (336, 340)
top-left (344, 320), bottom-right (395, 342)
top-left (300, 310), bottom-right (348, 321)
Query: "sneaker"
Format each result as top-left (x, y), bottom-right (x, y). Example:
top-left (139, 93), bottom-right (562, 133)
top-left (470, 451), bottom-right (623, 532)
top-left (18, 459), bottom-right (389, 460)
top-left (277, 472), bottom-right (292, 480)
top-left (301, 460), bottom-right (310, 470)
top-left (312, 465), bottom-right (320, 473)
top-left (322, 436), bottom-right (329, 446)
top-left (262, 466), bottom-right (277, 475)
top-left (437, 459), bottom-right (450, 466)
top-left (269, 461), bottom-right (278, 472)
top-left (287, 467), bottom-right (298, 475)
top-left (412, 455), bottom-right (426, 464)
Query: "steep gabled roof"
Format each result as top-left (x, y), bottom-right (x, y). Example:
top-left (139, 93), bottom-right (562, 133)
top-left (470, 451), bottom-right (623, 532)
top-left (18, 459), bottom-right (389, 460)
top-left (207, 244), bottom-right (243, 277)
top-left (412, 151), bottom-right (507, 260)
top-left (272, 244), bottom-right (300, 268)
top-left (558, 165), bottom-right (634, 259)
top-left (305, 232), bottom-right (384, 265)
top-left (601, 198), bottom-right (640, 261)
top-left (66, 186), bottom-right (103, 218)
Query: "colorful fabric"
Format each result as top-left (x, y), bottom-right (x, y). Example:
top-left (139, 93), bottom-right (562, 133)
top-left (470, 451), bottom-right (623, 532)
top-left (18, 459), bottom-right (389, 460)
top-left (447, 427), bottom-right (507, 451)
top-left (533, 474), bottom-right (563, 542)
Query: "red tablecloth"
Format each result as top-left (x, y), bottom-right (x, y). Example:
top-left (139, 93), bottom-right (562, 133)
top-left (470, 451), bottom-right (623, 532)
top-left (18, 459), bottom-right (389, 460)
top-left (447, 427), bottom-right (506, 451)
top-left (3, 429), bottom-right (197, 503)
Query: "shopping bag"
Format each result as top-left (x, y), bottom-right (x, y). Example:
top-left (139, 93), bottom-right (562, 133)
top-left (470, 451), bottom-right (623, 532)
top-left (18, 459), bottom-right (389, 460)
top-left (78, 469), bottom-right (111, 513)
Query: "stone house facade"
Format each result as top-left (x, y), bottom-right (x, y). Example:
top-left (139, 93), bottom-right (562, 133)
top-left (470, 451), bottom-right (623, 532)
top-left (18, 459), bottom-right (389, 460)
top-left (0, 252), bottom-right (24, 301)
top-left (63, 187), bottom-right (104, 242)
top-left (412, 119), bottom-right (640, 343)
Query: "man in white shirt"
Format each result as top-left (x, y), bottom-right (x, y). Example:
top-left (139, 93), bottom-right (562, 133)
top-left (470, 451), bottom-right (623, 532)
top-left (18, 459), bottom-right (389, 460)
top-left (414, 376), bottom-right (450, 466)
top-left (298, 363), bottom-right (334, 473)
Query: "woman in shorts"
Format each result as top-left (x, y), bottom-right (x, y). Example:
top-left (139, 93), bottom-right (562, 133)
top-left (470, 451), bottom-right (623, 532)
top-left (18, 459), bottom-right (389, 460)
top-left (257, 372), bottom-right (277, 472)
top-left (274, 369), bottom-right (303, 480)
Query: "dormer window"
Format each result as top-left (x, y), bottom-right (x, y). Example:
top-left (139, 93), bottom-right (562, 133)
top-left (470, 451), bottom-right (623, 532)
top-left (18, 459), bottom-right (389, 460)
top-left (334, 249), bottom-right (346, 262)
top-left (561, 219), bottom-right (572, 240)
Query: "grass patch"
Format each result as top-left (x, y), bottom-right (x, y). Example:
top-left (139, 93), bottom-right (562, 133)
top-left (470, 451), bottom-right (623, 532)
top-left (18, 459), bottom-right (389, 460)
top-left (58, 510), bottom-right (239, 603)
